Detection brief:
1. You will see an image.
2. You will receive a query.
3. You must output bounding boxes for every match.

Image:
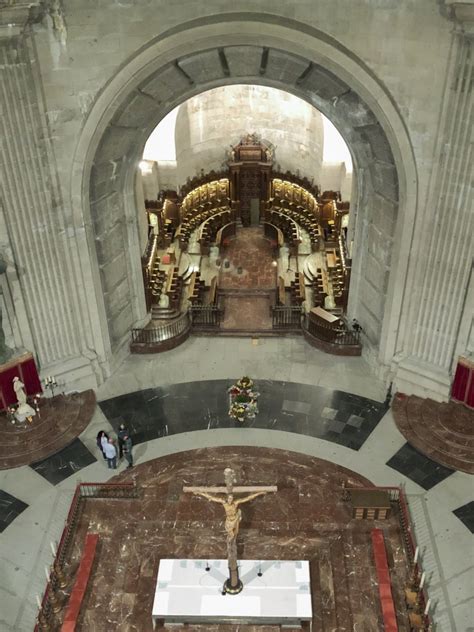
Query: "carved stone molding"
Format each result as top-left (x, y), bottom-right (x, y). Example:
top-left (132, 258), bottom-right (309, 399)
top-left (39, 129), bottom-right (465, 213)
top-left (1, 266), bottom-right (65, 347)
top-left (443, 0), bottom-right (474, 35)
top-left (0, 1), bottom-right (41, 39)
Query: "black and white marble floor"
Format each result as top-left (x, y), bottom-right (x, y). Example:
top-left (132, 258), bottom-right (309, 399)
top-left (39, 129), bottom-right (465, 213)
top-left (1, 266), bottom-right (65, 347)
top-left (0, 338), bottom-right (472, 631)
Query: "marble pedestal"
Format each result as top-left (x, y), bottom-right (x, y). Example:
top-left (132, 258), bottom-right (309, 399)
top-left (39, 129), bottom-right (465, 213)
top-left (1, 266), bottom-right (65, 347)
top-left (152, 559), bottom-right (312, 628)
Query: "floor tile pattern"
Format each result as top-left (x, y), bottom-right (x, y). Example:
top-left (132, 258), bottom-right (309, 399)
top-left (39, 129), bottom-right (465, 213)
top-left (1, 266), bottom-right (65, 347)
top-left (0, 390), bottom-right (96, 470)
top-left (392, 393), bottom-right (474, 474)
top-left (453, 501), bottom-right (474, 534)
top-left (98, 379), bottom-right (388, 451)
top-left (57, 447), bottom-right (409, 632)
top-left (0, 489), bottom-right (28, 533)
top-left (386, 443), bottom-right (455, 489)
top-left (29, 438), bottom-right (97, 485)
top-left (219, 227), bottom-right (276, 289)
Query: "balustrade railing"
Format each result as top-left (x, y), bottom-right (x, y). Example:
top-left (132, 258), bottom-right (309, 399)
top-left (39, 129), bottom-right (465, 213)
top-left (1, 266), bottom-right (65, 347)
top-left (304, 315), bottom-right (360, 346)
top-left (190, 305), bottom-right (223, 328)
top-left (131, 312), bottom-right (191, 346)
top-left (346, 485), bottom-right (433, 629)
top-left (271, 305), bottom-right (302, 329)
top-left (34, 481), bottom-right (138, 631)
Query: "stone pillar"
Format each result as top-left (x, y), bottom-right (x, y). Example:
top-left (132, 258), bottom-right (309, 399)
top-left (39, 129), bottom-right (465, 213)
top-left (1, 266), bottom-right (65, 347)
top-left (0, 22), bottom-right (101, 388)
top-left (395, 22), bottom-right (473, 401)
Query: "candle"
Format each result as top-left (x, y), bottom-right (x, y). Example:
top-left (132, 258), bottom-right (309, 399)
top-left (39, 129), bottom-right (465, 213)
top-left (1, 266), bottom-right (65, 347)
top-left (424, 598), bottom-right (431, 615)
top-left (44, 566), bottom-right (50, 581)
top-left (36, 595), bottom-right (42, 609)
top-left (413, 546), bottom-right (419, 564)
top-left (419, 571), bottom-right (426, 589)
top-left (50, 541), bottom-right (56, 556)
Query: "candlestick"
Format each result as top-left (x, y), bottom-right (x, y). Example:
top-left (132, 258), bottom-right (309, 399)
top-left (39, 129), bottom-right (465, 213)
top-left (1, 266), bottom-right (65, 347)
top-left (50, 541), bottom-right (56, 556)
top-left (44, 566), bottom-right (50, 581)
top-left (419, 571), bottom-right (426, 589)
top-left (413, 546), bottom-right (419, 564)
top-left (424, 598), bottom-right (431, 615)
top-left (36, 594), bottom-right (42, 609)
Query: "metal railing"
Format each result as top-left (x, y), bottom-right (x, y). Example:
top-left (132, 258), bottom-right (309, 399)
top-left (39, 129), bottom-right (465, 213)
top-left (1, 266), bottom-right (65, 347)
top-left (190, 305), bottom-right (223, 328)
top-left (34, 481), bottom-right (138, 631)
top-left (271, 305), bottom-right (303, 329)
top-left (304, 315), bottom-right (360, 346)
top-left (131, 312), bottom-right (191, 346)
top-left (347, 485), bottom-right (433, 629)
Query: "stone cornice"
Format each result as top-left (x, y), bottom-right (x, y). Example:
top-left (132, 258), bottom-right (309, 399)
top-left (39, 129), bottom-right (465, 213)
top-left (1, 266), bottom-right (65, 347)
top-left (0, 1), bottom-right (41, 40)
top-left (443, 1), bottom-right (474, 36)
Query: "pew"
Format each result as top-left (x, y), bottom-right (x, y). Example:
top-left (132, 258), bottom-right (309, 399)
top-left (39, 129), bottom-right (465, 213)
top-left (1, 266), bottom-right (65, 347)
top-left (290, 272), bottom-right (306, 305)
top-left (278, 276), bottom-right (286, 306)
top-left (207, 276), bottom-right (218, 305)
top-left (371, 529), bottom-right (398, 632)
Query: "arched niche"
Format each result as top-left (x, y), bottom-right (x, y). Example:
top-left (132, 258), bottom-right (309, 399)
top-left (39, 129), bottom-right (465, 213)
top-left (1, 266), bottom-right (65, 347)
top-left (71, 14), bottom-right (417, 375)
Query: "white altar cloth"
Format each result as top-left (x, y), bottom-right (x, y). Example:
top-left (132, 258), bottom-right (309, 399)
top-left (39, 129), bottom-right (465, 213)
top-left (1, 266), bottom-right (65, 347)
top-left (152, 559), bottom-right (312, 627)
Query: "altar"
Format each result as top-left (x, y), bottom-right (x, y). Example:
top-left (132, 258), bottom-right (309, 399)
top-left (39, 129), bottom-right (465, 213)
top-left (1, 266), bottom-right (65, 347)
top-left (152, 559), bottom-right (312, 628)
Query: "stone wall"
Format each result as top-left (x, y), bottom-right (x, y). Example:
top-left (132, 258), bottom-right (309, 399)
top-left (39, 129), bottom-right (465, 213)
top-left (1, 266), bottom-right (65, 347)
top-left (174, 85), bottom-right (324, 187)
top-left (0, 0), bottom-right (470, 399)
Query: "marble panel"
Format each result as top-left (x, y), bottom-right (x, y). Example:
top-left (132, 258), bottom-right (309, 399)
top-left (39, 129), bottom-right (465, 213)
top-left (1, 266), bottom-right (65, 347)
top-left (386, 443), bottom-right (455, 490)
top-left (0, 489), bottom-right (28, 533)
top-left (452, 501), bottom-right (474, 534)
top-left (99, 380), bottom-right (387, 453)
top-left (29, 438), bottom-right (96, 485)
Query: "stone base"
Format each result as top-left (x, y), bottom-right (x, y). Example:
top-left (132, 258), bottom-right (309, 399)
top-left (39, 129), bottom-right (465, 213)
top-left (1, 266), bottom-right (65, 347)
top-left (394, 357), bottom-right (452, 402)
top-left (152, 559), bottom-right (312, 628)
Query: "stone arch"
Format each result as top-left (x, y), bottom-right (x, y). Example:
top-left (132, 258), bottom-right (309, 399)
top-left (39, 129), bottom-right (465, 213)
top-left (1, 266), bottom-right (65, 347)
top-left (71, 14), bottom-right (417, 374)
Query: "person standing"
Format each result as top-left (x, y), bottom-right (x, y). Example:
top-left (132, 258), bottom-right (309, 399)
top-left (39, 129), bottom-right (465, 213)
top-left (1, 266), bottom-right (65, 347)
top-left (117, 423), bottom-right (129, 459)
top-left (96, 431), bottom-right (109, 460)
top-left (103, 437), bottom-right (117, 469)
top-left (123, 434), bottom-right (133, 469)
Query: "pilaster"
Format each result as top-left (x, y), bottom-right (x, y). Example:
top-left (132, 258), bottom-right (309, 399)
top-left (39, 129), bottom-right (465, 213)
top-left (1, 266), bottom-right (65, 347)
top-left (395, 26), bottom-right (473, 400)
top-left (0, 22), bottom-right (103, 389)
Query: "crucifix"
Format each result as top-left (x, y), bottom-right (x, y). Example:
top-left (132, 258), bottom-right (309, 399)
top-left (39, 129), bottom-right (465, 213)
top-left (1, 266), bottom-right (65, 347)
top-left (184, 467), bottom-right (277, 594)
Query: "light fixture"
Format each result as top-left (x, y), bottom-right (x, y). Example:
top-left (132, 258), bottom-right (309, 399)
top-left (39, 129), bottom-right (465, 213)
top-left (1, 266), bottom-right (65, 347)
top-left (139, 160), bottom-right (153, 175)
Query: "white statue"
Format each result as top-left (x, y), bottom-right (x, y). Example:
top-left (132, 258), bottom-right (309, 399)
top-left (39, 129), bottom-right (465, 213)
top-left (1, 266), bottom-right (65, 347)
top-left (12, 376), bottom-right (36, 422)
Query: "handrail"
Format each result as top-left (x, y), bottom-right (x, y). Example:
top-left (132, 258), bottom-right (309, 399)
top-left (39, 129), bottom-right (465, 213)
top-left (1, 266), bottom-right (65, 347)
top-left (303, 315), bottom-right (360, 346)
top-left (190, 304), bottom-right (223, 328)
top-left (346, 485), bottom-right (433, 629)
top-left (34, 481), bottom-right (138, 631)
top-left (271, 305), bottom-right (302, 329)
top-left (131, 312), bottom-right (191, 346)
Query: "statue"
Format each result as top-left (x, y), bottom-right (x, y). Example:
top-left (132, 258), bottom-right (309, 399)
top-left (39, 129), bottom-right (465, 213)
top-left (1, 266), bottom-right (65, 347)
top-left (191, 489), bottom-right (270, 541)
top-left (184, 467), bottom-right (277, 594)
top-left (12, 376), bottom-right (36, 422)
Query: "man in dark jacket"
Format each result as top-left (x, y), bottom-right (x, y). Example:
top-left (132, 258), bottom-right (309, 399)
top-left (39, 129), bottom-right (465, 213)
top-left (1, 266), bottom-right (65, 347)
top-left (123, 434), bottom-right (133, 468)
top-left (117, 423), bottom-right (129, 459)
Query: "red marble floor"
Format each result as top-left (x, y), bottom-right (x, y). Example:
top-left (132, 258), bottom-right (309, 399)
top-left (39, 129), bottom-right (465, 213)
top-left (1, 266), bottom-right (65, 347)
top-left (218, 227), bottom-right (277, 331)
top-left (221, 295), bottom-right (272, 330)
top-left (0, 390), bottom-right (96, 469)
top-left (57, 447), bottom-right (412, 632)
top-left (392, 393), bottom-right (474, 474)
top-left (219, 227), bottom-right (276, 290)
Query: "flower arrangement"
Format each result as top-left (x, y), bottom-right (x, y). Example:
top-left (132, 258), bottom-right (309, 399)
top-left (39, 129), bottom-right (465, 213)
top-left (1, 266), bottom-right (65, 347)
top-left (228, 377), bottom-right (259, 422)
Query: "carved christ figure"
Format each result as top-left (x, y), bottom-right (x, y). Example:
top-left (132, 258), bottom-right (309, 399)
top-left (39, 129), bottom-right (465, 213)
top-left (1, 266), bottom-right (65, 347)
top-left (192, 490), bottom-right (269, 541)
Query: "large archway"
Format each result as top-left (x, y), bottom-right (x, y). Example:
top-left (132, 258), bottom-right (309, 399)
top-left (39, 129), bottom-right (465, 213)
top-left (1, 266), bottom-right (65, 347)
top-left (71, 14), bottom-right (417, 376)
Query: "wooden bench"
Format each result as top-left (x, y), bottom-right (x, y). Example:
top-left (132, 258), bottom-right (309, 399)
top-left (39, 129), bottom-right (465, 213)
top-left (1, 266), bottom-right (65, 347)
top-left (278, 276), bottom-right (286, 306)
top-left (61, 533), bottom-right (99, 632)
top-left (208, 276), bottom-right (218, 305)
top-left (371, 528), bottom-right (398, 632)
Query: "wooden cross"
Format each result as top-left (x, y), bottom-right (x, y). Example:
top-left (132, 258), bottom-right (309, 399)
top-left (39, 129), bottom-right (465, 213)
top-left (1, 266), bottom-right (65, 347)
top-left (184, 467), bottom-right (277, 594)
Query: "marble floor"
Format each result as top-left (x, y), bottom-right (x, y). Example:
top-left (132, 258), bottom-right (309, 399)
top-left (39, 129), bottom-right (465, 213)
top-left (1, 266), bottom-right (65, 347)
top-left (59, 448), bottom-right (410, 632)
top-left (0, 338), bottom-right (472, 631)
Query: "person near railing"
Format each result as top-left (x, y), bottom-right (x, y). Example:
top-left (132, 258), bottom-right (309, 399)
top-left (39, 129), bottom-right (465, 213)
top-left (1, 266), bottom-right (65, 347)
top-left (117, 423), bottom-right (129, 459)
top-left (103, 438), bottom-right (117, 469)
top-left (123, 434), bottom-right (133, 469)
top-left (97, 430), bottom-right (109, 460)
